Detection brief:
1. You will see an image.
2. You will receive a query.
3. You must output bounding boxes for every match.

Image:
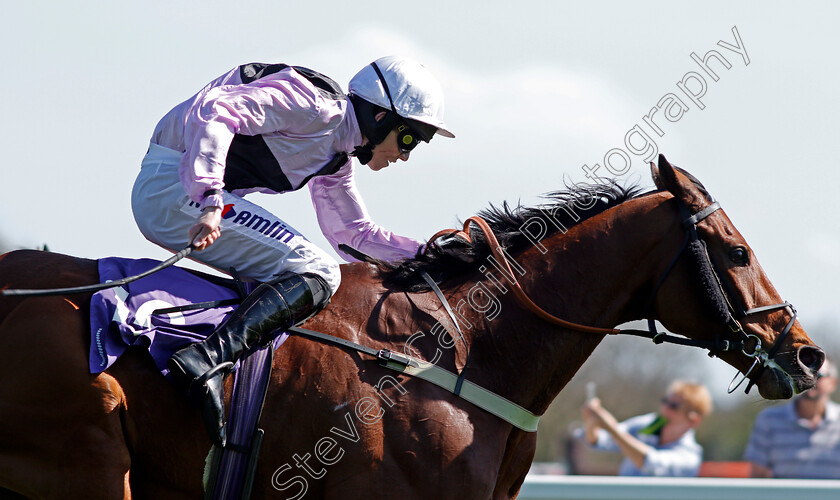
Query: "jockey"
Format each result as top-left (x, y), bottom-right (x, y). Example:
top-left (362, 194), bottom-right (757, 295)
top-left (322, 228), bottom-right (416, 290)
top-left (131, 56), bottom-right (455, 446)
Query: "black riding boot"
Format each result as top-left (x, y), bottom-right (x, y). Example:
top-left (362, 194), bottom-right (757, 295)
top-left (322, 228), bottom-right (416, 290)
top-left (167, 273), bottom-right (330, 446)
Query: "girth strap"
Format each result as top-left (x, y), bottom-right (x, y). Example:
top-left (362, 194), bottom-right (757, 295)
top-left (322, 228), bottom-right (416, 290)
top-left (419, 271), bottom-right (470, 396)
top-left (385, 355), bottom-right (540, 432)
top-left (286, 326), bottom-right (540, 432)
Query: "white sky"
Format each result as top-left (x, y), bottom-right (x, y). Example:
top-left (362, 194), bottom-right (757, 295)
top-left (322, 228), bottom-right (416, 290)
top-left (1, 0), bottom-right (837, 341)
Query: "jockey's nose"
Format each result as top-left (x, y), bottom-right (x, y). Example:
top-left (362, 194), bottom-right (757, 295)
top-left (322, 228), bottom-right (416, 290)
top-left (398, 151), bottom-right (410, 161)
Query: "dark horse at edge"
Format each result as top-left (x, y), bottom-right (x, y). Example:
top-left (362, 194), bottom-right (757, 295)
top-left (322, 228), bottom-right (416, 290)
top-left (0, 157), bottom-right (824, 499)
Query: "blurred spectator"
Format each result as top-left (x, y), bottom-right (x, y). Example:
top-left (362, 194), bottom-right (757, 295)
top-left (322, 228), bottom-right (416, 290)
top-left (744, 357), bottom-right (840, 479)
top-left (578, 380), bottom-right (712, 476)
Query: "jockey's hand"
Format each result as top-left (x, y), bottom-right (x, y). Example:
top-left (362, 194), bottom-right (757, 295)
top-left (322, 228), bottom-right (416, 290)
top-left (189, 207), bottom-right (222, 251)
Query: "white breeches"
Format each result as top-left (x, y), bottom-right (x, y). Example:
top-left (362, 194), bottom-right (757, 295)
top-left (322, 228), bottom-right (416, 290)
top-left (131, 143), bottom-right (341, 293)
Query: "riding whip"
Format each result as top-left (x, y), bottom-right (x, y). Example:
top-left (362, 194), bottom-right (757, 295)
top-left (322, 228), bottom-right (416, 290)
top-left (1, 244), bottom-right (195, 297)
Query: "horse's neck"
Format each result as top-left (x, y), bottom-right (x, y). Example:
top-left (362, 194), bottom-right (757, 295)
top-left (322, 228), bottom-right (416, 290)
top-left (466, 193), bottom-right (677, 415)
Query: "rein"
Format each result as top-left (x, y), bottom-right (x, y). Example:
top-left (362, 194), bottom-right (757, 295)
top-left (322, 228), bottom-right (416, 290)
top-left (429, 202), bottom-right (796, 394)
top-left (429, 217), bottom-right (628, 335)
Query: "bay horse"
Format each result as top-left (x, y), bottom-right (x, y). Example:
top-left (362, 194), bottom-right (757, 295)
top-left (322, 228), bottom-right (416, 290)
top-left (0, 157), bottom-right (824, 499)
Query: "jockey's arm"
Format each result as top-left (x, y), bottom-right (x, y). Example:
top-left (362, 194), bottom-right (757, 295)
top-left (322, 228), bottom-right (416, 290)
top-left (308, 162), bottom-right (423, 263)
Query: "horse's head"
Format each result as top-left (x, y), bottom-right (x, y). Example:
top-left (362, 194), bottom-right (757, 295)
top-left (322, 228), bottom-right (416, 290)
top-left (650, 155), bottom-right (822, 399)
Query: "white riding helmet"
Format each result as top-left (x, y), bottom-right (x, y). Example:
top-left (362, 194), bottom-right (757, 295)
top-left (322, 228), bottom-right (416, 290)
top-left (349, 56), bottom-right (455, 139)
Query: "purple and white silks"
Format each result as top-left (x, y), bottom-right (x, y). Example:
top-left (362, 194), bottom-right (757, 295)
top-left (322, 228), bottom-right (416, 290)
top-left (88, 257), bottom-right (287, 376)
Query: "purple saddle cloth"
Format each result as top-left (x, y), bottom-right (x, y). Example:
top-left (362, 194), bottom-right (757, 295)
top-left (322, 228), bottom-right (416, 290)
top-left (88, 257), bottom-right (287, 375)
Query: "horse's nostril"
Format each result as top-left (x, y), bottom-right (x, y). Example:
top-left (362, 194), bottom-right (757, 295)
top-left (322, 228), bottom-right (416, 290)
top-left (797, 345), bottom-right (825, 376)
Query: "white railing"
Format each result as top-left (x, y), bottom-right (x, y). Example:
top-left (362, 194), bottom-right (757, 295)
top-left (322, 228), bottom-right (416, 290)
top-left (518, 475), bottom-right (840, 500)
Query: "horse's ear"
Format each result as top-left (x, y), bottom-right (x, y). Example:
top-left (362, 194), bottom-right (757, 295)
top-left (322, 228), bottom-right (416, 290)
top-left (652, 154), bottom-right (708, 211)
top-left (651, 160), bottom-right (663, 189)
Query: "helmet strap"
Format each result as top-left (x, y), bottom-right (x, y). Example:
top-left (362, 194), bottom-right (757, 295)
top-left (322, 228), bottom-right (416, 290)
top-left (371, 63), bottom-right (399, 114)
top-left (352, 143), bottom-right (375, 165)
top-left (371, 62), bottom-right (434, 144)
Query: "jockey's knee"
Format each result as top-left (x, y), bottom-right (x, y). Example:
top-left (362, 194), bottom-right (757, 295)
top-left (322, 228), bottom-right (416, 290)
top-left (284, 251), bottom-right (341, 300)
top-left (314, 258), bottom-right (341, 298)
top-left (299, 273), bottom-right (332, 310)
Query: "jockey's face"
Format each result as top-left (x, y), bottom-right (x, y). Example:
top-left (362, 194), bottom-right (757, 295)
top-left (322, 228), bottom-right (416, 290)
top-left (368, 128), bottom-right (410, 171)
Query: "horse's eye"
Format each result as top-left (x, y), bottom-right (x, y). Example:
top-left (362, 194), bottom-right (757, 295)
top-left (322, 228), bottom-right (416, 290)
top-left (730, 247), bottom-right (749, 265)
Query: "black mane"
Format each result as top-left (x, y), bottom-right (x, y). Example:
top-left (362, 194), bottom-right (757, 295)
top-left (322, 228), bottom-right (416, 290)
top-left (379, 182), bottom-right (645, 292)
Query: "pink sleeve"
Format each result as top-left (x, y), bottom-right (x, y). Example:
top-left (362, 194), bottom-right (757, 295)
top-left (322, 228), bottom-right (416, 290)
top-left (308, 162), bottom-right (423, 263)
top-left (179, 74), bottom-right (333, 210)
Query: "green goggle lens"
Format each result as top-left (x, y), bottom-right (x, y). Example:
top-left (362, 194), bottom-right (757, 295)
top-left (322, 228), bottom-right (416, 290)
top-left (396, 124), bottom-right (420, 154)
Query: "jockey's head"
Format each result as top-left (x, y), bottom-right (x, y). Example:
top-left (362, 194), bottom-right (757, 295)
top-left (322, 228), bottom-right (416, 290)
top-left (348, 56), bottom-right (454, 169)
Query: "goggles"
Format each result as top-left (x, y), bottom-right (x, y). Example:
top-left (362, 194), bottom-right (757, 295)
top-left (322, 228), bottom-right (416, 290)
top-left (396, 124), bottom-right (421, 155)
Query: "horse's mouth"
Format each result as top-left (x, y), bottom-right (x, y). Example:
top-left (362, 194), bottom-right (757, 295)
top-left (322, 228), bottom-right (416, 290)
top-left (755, 366), bottom-right (794, 399)
top-left (756, 364), bottom-right (815, 400)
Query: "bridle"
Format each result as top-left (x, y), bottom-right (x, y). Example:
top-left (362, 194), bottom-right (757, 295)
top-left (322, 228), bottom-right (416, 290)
top-left (653, 200), bottom-right (797, 393)
top-left (430, 198), bottom-right (797, 394)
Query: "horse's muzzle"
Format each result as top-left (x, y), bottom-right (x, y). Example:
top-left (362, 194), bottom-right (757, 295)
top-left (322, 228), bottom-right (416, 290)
top-left (757, 344), bottom-right (824, 399)
top-left (795, 344), bottom-right (825, 391)
top-left (797, 345), bottom-right (825, 379)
